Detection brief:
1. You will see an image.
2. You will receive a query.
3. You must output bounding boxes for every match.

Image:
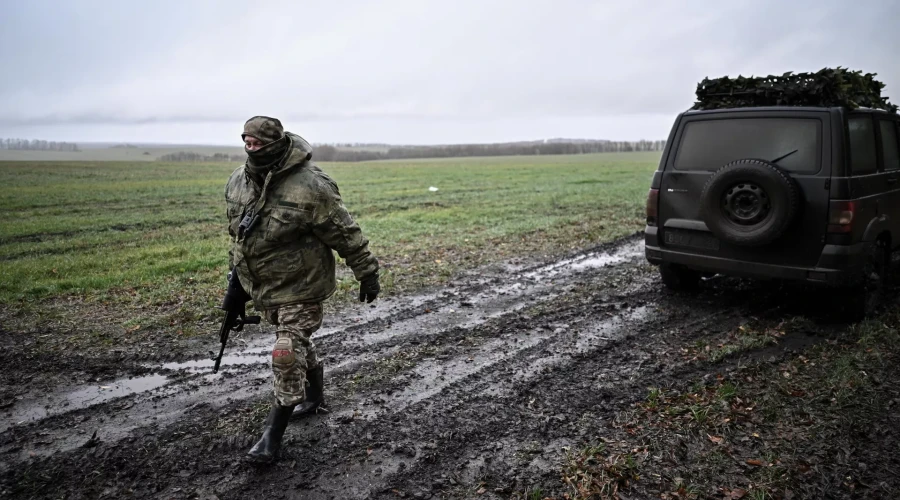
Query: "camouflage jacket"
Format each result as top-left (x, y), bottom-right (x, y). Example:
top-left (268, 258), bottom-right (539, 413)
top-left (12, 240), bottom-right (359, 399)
top-left (225, 133), bottom-right (378, 309)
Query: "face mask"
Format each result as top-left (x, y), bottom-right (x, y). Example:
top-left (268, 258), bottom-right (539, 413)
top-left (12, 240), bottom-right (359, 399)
top-left (246, 136), bottom-right (289, 168)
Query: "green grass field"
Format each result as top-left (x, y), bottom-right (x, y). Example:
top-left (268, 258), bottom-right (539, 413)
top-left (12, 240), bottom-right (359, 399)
top-left (0, 152), bottom-right (659, 331)
top-left (0, 143), bottom-right (389, 162)
top-left (0, 145), bottom-right (248, 162)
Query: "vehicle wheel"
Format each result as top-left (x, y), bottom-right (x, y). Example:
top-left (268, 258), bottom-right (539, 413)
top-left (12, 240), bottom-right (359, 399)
top-left (700, 159), bottom-right (799, 247)
top-left (659, 263), bottom-right (701, 291)
top-left (839, 240), bottom-right (889, 322)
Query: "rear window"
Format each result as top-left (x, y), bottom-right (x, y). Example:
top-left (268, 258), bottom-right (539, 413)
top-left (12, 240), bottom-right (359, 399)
top-left (674, 118), bottom-right (821, 173)
top-left (879, 120), bottom-right (900, 172)
top-left (848, 116), bottom-right (877, 175)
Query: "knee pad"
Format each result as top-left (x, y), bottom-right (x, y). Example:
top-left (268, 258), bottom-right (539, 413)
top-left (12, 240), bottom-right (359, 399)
top-left (272, 338), bottom-right (295, 366)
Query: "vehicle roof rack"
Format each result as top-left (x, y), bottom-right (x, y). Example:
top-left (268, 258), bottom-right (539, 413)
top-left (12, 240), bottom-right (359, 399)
top-left (690, 68), bottom-right (897, 114)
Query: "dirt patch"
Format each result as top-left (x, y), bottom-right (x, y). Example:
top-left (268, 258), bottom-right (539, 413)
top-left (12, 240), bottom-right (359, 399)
top-left (562, 309), bottom-right (900, 499)
top-left (1, 236), bottom-right (898, 500)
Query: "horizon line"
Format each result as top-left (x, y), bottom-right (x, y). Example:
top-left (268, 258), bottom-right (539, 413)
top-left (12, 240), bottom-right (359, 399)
top-left (1, 137), bottom-right (669, 148)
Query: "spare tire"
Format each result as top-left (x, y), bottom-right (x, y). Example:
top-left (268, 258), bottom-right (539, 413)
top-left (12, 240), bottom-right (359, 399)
top-left (699, 159), bottom-right (799, 247)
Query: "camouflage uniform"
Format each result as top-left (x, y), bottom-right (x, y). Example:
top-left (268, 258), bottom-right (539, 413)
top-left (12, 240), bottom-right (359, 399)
top-left (267, 303), bottom-right (323, 406)
top-left (226, 116), bottom-right (379, 407)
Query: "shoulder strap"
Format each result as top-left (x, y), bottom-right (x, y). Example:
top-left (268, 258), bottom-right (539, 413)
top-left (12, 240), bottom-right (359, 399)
top-left (237, 170), bottom-right (275, 242)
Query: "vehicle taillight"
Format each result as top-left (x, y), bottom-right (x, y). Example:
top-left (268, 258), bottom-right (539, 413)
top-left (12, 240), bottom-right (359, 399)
top-left (646, 188), bottom-right (659, 226)
top-left (827, 200), bottom-right (856, 233)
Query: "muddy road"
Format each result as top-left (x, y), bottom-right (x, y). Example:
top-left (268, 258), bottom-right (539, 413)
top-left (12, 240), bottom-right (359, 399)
top-left (0, 235), bottom-right (885, 499)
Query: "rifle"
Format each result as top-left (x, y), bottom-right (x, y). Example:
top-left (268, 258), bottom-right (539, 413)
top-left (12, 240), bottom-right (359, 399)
top-left (213, 271), bottom-right (261, 373)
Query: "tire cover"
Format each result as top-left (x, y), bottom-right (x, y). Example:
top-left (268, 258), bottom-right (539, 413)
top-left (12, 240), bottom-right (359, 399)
top-left (699, 159), bottom-right (799, 247)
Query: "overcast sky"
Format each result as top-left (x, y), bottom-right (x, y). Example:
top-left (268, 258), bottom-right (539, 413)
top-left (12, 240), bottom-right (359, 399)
top-left (1, 0), bottom-right (897, 145)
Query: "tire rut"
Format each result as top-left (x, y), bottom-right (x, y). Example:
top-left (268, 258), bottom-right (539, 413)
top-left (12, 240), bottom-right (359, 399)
top-left (0, 236), bottom-right (644, 462)
top-left (0, 236), bottom-right (841, 500)
top-left (232, 277), bottom-right (798, 498)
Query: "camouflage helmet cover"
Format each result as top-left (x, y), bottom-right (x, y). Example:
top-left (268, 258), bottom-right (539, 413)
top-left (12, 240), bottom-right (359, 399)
top-left (242, 116), bottom-right (285, 145)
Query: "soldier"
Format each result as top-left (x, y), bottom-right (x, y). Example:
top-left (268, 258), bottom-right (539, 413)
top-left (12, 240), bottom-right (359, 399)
top-left (225, 116), bottom-right (380, 464)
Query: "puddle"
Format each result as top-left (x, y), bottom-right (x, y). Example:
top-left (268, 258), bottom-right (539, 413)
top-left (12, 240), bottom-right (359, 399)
top-left (0, 374), bottom-right (170, 432)
top-left (161, 347), bottom-right (269, 371)
top-left (1, 368), bottom-right (274, 460)
top-left (570, 252), bottom-right (630, 270)
top-left (157, 322), bottom-right (351, 372)
top-left (522, 240), bottom-right (643, 280)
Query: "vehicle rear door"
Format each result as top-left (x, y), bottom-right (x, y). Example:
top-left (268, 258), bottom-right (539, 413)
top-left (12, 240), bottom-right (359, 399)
top-left (874, 115), bottom-right (900, 246)
top-left (658, 110), bottom-right (832, 267)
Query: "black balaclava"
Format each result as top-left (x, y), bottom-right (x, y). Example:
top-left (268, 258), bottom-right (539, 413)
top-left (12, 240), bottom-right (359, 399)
top-left (242, 116), bottom-right (291, 177)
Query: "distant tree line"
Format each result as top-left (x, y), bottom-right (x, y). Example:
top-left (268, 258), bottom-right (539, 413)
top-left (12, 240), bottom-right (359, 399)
top-left (313, 146), bottom-right (387, 162)
top-left (158, 151), bottom-right (245, 162)
top-left (155, 139), bottom-right (667, 163)
top-left (313, 139), bottom-right (666, 162)
top-left (0, 138), bottom-right (80, 152)
top-left (327, 142), bottom-right (391, 149)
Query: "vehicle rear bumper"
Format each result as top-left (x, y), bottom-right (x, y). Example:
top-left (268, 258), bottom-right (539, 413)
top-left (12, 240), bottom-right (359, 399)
top-left (644, 226), bottom-right (865, 286)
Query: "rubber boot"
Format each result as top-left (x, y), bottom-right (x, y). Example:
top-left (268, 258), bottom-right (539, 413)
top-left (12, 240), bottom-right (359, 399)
top-left (292, 364), bottom-right (326, 419)
top-left (246, 403), bottom-right (294, 464)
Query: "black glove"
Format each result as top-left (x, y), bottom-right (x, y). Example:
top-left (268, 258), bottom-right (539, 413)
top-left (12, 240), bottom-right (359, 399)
top-left (359, 273), bottom-right (380, 303)
top-left (222, 271), bottom-right (252, 314)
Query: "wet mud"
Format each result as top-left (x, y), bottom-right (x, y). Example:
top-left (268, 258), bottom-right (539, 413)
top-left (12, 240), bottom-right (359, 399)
top-left (0, 234), bottom-right (893, 499)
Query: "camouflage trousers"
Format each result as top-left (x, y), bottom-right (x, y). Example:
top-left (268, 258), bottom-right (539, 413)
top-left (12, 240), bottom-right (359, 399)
top-left (264, 302), bottom-right (323, 407)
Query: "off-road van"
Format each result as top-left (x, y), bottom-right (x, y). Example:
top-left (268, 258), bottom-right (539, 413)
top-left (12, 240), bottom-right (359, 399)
top-left (645, 106), bottom-right (900, 319)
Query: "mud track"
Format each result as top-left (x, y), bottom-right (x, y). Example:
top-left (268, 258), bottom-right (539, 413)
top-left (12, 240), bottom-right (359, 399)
top-left (0, 235), bottom-right (851, 499)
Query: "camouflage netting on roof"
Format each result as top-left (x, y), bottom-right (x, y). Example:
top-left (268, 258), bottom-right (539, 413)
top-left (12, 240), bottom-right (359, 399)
top-left (692, 67), bottom-right (897, 113)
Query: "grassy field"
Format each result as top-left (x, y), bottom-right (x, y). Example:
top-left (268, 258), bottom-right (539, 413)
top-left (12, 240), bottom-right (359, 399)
top-left (0, 145), bottom-right (247, 162)
top-left (0, 143), bottom-right (390, 162)
top-left (0, 152), bottom-right (658, 334)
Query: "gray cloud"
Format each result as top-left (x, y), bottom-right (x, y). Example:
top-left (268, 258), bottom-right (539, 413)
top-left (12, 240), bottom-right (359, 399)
top-left (1, 0), bottom-right (897, 144)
